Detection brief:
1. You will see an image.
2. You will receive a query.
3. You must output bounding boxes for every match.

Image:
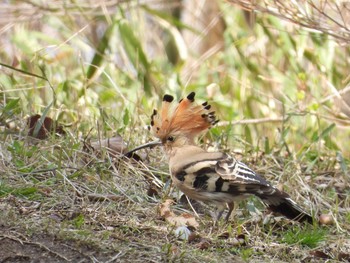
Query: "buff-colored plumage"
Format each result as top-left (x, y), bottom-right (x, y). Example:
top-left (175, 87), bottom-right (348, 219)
top-left (140, 92), bottom-right (314, 223)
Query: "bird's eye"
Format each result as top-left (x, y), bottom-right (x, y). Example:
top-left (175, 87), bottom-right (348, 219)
top-left (167, 136), bottom-right (175, 142)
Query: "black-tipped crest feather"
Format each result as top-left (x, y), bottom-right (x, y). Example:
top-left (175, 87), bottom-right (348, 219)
top-left (163, 94), bottom-right (174, 102)
top-left (149, 92), bottom-right (218, 140)
top-left (187, 92), bottom-right (195, 101)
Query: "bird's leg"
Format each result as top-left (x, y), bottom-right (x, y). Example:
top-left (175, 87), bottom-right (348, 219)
top-left (225, 202), bottom-right (236, 222)
top-left (213, 204), bottom-right (226, 226)
top-left (217, 210), bottom-right (224, 221)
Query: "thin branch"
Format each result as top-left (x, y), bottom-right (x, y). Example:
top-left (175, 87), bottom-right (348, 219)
top-left (218, 117), bottom-right (285, 126)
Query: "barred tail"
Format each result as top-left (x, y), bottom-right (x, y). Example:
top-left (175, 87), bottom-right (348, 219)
top-left (257, 190), bottom-right (313, 224)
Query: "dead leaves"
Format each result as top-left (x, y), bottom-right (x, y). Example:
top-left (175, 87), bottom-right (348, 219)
top-left (157, 198), bottom-right (253, 254)
top-left (158, 199), bottom-right (251, 250)
top-left (27, 114), bottom-right (65, 139)
top-left (90, 135), bottom-right (127, 156)
top-left (158, 199), bottom-right (199, 229)
top-left (84, 134), bottom-right (143, 162)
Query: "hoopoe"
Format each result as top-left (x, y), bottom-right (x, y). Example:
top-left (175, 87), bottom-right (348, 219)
top-left (131, 92), bottom-right (313, 223)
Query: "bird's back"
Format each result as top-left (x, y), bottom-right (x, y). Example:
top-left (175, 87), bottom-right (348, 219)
top-left (169, 146), bottom-right (313, 223)
top-left (169, 147), bottom-right (269, 203)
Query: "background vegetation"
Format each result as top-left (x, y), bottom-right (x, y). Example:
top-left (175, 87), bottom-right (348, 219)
top-left (0, 0), bottom-right (349, 262)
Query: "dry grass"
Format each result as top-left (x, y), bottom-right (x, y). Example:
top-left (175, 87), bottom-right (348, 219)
top-left (0, 127), bottom-right (349, 262)
top-left (1, 0), bottom-right (350, 262)
top-left (227, 0), bottom-right (350, 44)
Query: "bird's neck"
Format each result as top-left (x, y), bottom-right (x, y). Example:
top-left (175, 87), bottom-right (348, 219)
top-left (168, 145), bottom-right (206, 170)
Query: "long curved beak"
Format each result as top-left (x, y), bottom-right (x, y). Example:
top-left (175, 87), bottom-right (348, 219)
top-left (124, 140), bottom-right (162, 157)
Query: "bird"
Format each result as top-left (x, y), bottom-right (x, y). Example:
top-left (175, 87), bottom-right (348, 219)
top-left (130, 92), bottom-right (313, 224)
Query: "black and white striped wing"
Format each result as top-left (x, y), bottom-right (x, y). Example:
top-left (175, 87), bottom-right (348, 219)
top-left (215, 154), bottom-right (270, 187)
top-left (173, 152), bottom-right (313, 223)
top-left (214, 154), bottom-right (313, 223)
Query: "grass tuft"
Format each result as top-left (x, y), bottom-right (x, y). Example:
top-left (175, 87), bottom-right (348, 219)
top-left (282, 226), bottom-right (327, 248)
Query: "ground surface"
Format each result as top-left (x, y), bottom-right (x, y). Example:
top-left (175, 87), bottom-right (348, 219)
top-left (1, 143), bottom-right (349, 263)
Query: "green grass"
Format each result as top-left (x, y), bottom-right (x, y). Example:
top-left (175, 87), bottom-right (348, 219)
top-left (282, 226), bottom-right (327, 248)
top-left (0, 1), bottom-right (350, 262)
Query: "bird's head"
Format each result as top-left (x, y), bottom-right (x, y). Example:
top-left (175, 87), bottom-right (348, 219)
top-left (149, 92), bottom-right (218, 152)
top-left (124, 92), bottom-right (218, 157)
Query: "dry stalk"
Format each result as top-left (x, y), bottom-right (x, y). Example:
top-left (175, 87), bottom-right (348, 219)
top-left (226, 0), bottom-right (350, 44)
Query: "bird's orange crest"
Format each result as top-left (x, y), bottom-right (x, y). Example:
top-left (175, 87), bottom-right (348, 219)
top-left (149, 92), bottom-right (218, 141)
